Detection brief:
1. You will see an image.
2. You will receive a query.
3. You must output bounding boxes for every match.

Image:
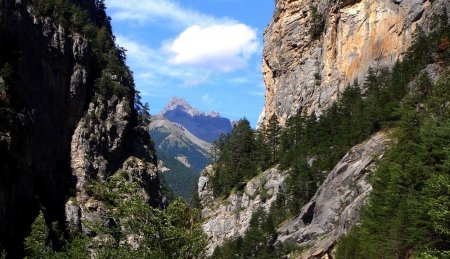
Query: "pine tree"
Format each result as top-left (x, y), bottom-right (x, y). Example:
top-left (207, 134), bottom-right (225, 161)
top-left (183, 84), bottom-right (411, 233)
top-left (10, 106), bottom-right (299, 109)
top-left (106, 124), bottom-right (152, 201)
top-left (363, 67), bottom-right (379, 96)
top-left (415, 72), bottom-right (433, 102)
top-left (265, 114), bottom-right (281, 164)
top-left (211, 118), bottom-right (257, 196)
top-left (254, 129), bottom-right (271, 171)
top-left (24, 212), bottom-right (53, 258)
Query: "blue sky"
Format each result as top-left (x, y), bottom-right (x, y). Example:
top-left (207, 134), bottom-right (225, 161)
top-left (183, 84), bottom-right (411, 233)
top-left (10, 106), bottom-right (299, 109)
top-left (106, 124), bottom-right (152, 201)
top-left (105, 0), bottom-right (275, 127)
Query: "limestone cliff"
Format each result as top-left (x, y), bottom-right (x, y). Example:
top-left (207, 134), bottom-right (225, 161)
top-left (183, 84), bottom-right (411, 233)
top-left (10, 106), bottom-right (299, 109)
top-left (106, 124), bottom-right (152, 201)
top-left (277, 132), bottom-right (390, 258)
top-left (198, 166), bottom-right (286, 255)
top-left (259, 0), bottom-right (450, 125)
top-left (0, 0), bottom-right (160, 256)
top-left (199, 0), bottom-right (449, 256)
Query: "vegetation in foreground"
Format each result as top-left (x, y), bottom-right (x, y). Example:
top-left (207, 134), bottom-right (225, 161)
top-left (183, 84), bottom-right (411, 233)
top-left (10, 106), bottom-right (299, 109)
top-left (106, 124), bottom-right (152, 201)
top-left (25, 174), bottom-right (206, 258)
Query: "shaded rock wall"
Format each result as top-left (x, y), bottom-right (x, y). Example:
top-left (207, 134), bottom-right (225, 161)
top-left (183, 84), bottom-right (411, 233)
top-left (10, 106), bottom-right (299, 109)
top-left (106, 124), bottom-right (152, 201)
top-left (0, 1), bottom-right (160, 256)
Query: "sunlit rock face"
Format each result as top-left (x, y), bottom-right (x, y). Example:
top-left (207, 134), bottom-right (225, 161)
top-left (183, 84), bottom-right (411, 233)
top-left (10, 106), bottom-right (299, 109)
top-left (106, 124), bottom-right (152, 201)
top-left (277, 132), bottom-right (391, 258)
top-left (259, 0), bottom-right (450, 126)
top-left (198, 166), bottom-right (286, 255)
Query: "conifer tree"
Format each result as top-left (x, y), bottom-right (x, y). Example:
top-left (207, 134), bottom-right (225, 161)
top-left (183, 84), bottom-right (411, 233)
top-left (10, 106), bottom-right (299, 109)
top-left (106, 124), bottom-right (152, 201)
top-left (24, 212), bottom-right (53, 258)
top-left (265, 114), bottom-right (281, 164)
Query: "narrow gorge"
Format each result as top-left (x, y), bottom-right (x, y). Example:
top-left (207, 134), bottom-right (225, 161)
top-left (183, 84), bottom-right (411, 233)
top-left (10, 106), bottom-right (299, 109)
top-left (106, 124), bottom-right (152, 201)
top-left (1, 0), bottom-right (449, 258)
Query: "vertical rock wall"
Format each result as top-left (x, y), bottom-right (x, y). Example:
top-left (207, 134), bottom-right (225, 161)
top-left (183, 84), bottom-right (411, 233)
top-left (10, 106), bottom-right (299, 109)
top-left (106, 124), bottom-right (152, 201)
top-left (259, 0), bottom-right (450, 126)
top-left (0, 1), bottom-right (160, 256)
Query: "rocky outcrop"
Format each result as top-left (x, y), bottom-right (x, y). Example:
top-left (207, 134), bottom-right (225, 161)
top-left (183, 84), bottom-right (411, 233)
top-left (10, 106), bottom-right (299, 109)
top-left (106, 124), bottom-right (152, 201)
top-left (199, 166), bottom-right (286, 255)
top-left (277, 132), bottom-right (390, 258)
top-left (0, 1), bottom-right (160, 256)
top-left (259, 0), bottom-right (450, 125)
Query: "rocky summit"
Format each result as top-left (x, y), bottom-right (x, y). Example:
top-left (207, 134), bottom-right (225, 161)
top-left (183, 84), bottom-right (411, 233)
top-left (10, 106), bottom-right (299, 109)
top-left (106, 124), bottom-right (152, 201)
top-left (162, 97), bottom-right (232, 143)
top-left (150, 97), bottom-right (232, 201)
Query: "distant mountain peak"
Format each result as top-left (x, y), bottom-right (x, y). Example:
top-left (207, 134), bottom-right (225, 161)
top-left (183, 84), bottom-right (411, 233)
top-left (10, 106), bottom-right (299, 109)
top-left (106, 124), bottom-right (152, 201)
top-left (167, 97), bottom-right (193, 110)
top-left (159, 97), bottom-right (232, 143)
top-left (161, 97), bottom-right (221, 118)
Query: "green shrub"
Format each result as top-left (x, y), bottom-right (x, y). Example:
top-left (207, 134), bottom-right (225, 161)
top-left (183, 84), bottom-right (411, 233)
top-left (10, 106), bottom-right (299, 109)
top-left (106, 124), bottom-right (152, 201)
top-left (309, 7), bottom-right (325, 40)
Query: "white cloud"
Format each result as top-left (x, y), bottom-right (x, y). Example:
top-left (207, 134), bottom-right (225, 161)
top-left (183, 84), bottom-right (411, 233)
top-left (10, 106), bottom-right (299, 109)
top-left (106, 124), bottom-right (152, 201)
top-left (108, 0), bottom-right (260, 73)
top-left (202, 93), bottom-right (214, 105)
top-left (165, 23), bottom-right (259, 72)
top-left (106, 0), bottom-right (225, 27)
top-left (116, 36), bottom-right (209, 89)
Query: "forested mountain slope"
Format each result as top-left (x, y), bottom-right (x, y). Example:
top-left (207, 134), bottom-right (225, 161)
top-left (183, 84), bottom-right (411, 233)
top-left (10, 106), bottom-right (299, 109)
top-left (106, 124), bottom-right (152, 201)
top-left (200, 0), bottom-right (450, 258)
top-left (150, 116), bottom-right (212, 201)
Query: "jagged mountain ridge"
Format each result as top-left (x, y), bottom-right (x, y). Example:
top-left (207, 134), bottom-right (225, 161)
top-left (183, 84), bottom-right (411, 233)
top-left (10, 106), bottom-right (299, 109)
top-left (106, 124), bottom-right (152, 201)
top-left (150, 97), bottom-right (232, 201)
top-left (162, 97), bottom-right (233, 143)
top-left (0, 0), bottom-right (160, 256)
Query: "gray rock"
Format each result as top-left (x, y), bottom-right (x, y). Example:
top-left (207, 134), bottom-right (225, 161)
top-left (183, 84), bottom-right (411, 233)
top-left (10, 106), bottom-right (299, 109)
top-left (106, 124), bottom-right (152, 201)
top-left (119, 234), bottom-right (144, 250)
top-left (72, 34), bottom-right (88, 62)
top-left (198, 165), bottom-right (214, 208)
top-left (199, 167), bottom-right (286, 255)
top-left (277, 132), bottom-right (391, 258)
top-left (408, 64), bottom-right (445, 93)
top-left (65, 200), bottom-right (81, 231)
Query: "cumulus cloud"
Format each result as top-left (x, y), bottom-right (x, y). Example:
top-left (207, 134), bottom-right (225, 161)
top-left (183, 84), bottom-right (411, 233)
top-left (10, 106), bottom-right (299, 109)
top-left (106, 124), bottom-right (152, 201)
top-left (110, 0), bottom-right (261, 92)
top-left (165, 23), bottom-right (259, 72)
top-left (106, 0), bottom-right (223, 27)
top-left (116, 36), bottom-right (209, 89)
